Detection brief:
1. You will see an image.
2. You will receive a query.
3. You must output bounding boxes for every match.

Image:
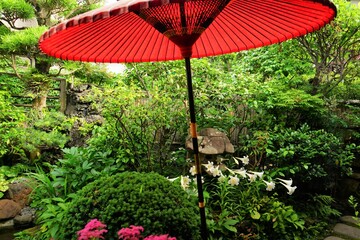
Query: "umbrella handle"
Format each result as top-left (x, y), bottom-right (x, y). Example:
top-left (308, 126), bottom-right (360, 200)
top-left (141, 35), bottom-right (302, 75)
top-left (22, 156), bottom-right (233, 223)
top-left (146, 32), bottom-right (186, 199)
top-left (185, 57), bottom-right (208, 240)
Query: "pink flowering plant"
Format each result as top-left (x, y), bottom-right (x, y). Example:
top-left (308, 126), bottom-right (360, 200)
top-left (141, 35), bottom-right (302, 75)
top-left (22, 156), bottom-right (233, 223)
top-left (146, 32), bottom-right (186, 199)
top-left (118, 225), bottom-right (176, 240)
top-left (77, 220), bottom-right (176, 240)
top-left (77, 219), bottom-right (108, 240)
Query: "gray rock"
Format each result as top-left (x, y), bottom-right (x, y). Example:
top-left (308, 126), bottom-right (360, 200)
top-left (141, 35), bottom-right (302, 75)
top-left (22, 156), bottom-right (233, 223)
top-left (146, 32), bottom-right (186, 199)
top-left (324, 236), bottom-right (345, 240)
top-left (13, 206), bottom-right (36, 227)
top-left (0, 219), bottom-right (14, 230)
top-left (333, 223), bottom-right (360, 240)
top-left (186, 128), bottom-right (234, 155)
top-left (340, 216), bottom-right (360, 228)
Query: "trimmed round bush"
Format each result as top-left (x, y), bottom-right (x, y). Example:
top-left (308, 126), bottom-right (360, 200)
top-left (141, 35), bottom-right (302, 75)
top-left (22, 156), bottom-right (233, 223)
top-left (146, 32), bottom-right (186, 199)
top-left (61, 171), bottom-right (200, 239)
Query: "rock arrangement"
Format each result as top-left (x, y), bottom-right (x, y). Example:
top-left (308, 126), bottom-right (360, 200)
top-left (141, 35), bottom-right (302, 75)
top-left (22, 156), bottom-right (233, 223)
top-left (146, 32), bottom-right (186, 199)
top-left (325, 216), bottom-right (360, 240)
top-left (64, 84), bottom-right (104, 147)
top-left (0, 179), bottom-right (35, 232)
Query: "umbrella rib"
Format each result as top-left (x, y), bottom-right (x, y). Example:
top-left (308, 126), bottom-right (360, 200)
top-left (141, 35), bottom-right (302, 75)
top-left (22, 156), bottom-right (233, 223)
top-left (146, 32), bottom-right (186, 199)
top-left (212, 11), bottom-right (251, 52)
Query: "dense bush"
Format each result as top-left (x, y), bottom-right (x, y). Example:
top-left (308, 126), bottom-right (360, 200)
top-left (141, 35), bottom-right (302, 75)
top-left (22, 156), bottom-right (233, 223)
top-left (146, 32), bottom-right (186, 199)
top-left (265, 124), bottom-right (355, 193)
top-left (60, 171), bottom-right (200, 240)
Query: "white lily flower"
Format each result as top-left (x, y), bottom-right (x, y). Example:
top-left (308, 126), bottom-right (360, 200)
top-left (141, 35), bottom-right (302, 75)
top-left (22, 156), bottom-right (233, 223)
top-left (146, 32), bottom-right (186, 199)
top-left (202, 161), bottom-right (214, 172)
top-left (263, 180), bottom-right (276, 191)
top-left (277, 178), bottom-right (293, 186)
top-left (211, 166), bottom-right (222, 177)
top-left (167, 177), bottom-right (179, 182)
top-left (228, 175), bottom-right (240, 186)
top-left (226, 167), bottom-right (247, 178)
top-left (279, 182), bottom-right (297, 195)
top-left (189, 166), bottom-right (197, 176)
top-left (238, 156), bottom-right (249, 165)
top-left (181, 175), bottom-right (191, 189)
top-left (249, 171), bottom-right (264, 179)
top-left (246, 173), bottom-right (257, 182)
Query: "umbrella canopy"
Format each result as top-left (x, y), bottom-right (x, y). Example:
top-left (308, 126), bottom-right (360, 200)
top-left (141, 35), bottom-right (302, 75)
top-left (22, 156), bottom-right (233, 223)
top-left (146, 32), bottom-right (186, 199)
top-left (38, 0), bottom-right (336, 239)
top-left (40, 0), bottom-right (336, 62)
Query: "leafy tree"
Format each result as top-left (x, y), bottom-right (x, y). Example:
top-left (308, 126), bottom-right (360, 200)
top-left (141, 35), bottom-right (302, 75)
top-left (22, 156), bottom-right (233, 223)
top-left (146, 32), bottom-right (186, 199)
top-left (0, 0), bottom-right (102, 111)
top-left (297, 0), bottom-right (360, 96)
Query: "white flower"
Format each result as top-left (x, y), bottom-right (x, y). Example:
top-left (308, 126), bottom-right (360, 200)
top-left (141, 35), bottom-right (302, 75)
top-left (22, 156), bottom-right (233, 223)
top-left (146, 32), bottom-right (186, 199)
top-left (181, 175), bottom-right (191, 189)
top-left (167, 177), bottom-right (179, 182)
top-left (202, 161), bottom-right (214, 172)
top-left (277, 178), bottom-right (293, 186)
top-left (249, 171), bottom-right (264, 179)
top-left (238, 156), bottom-right (249, 165)
top-left (189, 166), bottom-right (197, 176)
top-left (226, 167), bottom-right (247, 178)
top-left (280, 182), bottom-right (297, 195)
top-left (218, 175), bottom-right (227, 183)
top-left (246, 173), bottom-right (257, 182)
top-left (228, 175), bottom-right (240, 186)
top-left (263, 180), bottom-right (276, 191)
top-left (210, 165), bottom-right (222, 177)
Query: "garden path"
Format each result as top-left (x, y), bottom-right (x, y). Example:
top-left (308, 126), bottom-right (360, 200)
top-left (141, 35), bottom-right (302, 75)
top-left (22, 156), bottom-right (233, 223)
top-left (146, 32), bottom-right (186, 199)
top-left (324, 216), bottom-right (360, 240)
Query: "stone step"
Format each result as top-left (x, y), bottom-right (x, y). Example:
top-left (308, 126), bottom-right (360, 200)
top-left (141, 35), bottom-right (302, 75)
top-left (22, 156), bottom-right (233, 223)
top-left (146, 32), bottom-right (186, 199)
top-left (340, 216), bottom-right (360, 228)
top-left (324, 236), bottom-right (345, 240)
top-left (333, 223), bottom-right (360, 240)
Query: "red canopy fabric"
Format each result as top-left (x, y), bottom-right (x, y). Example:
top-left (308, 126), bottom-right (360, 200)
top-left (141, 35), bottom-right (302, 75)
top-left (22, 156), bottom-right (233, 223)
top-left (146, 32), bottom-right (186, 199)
top-left (39, 0), bottom-right (336, 63)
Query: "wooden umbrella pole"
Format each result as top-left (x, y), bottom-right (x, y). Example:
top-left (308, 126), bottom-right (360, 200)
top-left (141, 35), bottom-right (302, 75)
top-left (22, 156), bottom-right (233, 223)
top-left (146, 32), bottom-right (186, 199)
top-left (185, 57), bottom-right (208, 240)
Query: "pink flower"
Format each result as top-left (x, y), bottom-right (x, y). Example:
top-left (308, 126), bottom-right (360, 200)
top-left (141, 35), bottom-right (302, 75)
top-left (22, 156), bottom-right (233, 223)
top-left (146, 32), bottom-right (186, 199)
top-left (118, 225), bottom-right (144, 240)
top-left (144, 235), bottom-right (176, 240)
top-left (77, 219), bottom-right (108, 240)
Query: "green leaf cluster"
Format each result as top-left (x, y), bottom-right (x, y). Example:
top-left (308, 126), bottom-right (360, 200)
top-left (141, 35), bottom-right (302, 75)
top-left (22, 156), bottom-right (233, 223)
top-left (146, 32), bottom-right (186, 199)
top-left (0, 0), bottom-right (35, 21)
top-left (265, 124), bottom-right (356, 192)
top-left (0, 26), bottom-right (47, 55)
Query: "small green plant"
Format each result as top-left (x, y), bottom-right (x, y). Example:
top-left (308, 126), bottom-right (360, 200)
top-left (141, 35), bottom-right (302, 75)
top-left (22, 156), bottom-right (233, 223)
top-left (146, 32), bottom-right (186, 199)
top-left (348, 195), bottom-right (360, 227)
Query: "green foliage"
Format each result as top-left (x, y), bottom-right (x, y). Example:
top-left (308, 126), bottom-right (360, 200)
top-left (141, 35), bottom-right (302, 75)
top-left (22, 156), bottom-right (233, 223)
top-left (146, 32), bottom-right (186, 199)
top-left (252, 82), bottom-right (327, 128)
top-left (49, 147), bottom-right (120, 195)
top-left (25, 147), bottom-right (120, 239)
top-left (60, 171), bottom-right (200, 240)
top-left (307, 194), bottom-right (341, 219)
top-left (297, 0), bottom-right (360, 95)
top-left (0, 108), bottom-right (70, 163)
top-left (265, 124), bottom-right (356, 192)
top-left (205, 177), bottom-right (305, 240)
top-left (348, 195), bottom-right (360, 227)
top-left (87, 84), bottom-right (188, 172)
top-left (0, 90), bottom-right (26, 158)
top-left (26, 166), bottom-right (75, 240)
top-left (0, 0), bottom-right (35, 22)
top-left (0, 26), bottom-right (47, 55)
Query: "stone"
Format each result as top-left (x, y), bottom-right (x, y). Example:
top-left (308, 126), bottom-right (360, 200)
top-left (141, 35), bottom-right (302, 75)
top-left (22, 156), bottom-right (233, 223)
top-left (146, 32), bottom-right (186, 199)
top-left (0, 219), bottom-right (14, 230)
top-left (340, 216), bottom-right (360, 227)
top-left (0, 200), bottom-right (21, 220)
top-left (186, 128), bottom-right (234, 155)
top-left (333, 223), bottom-right (360, 240)
top-left (14, 215), bottom-right (33, 225)
top-left (5, 179), bottom-right (32, 208)
top-left (324, 236), bottom-right (345, 240)
top-left (13, 206), bottom-right (36, 227)
top-left (350, 172), bottom-right (360, 180)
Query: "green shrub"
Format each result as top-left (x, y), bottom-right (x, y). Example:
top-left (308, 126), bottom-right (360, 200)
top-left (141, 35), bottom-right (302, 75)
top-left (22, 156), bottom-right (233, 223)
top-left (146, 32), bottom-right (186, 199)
top-left (265, 124), bottom-right (355, 193)
top-left (61, 171), bottom-right (200, 240)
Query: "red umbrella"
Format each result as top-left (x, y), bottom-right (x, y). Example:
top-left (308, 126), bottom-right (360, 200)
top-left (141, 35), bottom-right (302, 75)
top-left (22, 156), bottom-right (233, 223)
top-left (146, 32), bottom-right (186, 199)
top-left (39, 0), bottom-right (336, 239)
